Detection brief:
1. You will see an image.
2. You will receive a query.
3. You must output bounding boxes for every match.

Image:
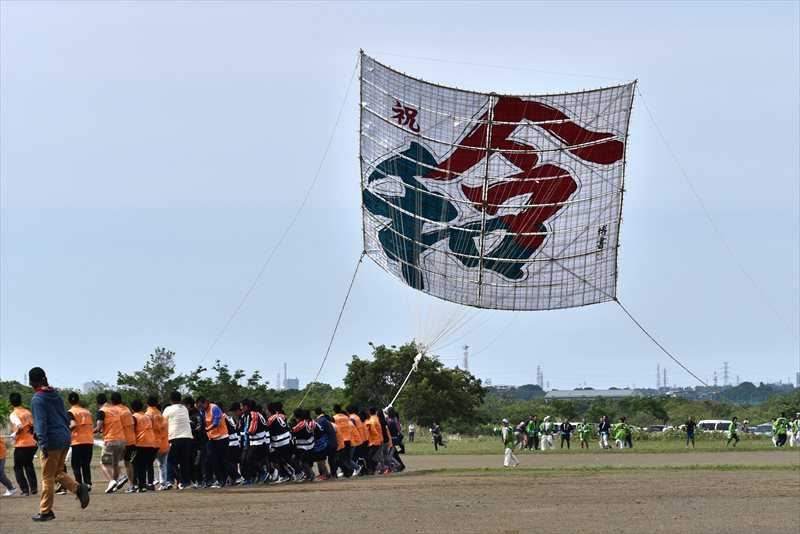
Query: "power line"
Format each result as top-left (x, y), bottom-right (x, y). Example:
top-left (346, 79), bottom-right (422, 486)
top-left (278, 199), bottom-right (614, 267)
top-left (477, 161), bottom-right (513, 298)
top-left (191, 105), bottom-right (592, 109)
top-left (195, 58), bottom-right (360, 368)
top-left (295, 253), bottom-right (365, 409)
top-left (637, 88), bottom-right (798, 346)
top-left (616, 300), bottom-right (710, 388)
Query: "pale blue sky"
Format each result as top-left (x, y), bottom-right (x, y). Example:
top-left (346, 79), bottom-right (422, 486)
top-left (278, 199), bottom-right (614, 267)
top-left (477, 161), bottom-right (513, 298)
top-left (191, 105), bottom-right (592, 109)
top-left (1, 1), bottom-right (798, 391)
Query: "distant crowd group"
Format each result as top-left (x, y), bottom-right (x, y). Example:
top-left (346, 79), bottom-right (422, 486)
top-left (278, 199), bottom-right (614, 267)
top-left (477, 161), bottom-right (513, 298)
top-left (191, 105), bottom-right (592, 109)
top-left (498, 412), bottom-right (800, 467)
top-left (1, 367), bottom-right (409, 523)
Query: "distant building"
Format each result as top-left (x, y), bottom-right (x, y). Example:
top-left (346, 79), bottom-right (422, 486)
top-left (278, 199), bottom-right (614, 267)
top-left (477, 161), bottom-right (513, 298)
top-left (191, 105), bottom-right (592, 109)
top-left (544, 389), bottom-right (642, 402)
top-left (283, 377), bottom-right (299, 391)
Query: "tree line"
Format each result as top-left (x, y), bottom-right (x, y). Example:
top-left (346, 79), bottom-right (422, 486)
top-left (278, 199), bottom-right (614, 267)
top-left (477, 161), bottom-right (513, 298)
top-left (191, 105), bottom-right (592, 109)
top-left (1, 343), bottom-right (797, 433)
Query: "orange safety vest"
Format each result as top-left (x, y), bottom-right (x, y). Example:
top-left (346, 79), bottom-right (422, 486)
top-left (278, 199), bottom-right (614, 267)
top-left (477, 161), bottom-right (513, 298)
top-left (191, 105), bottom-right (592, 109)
top-left (366, 415), bottom-right (383, 446)
top-left (146, 406), bottom-right (169, 454)
top-left (11, 407), bottom-right (36, 448)
top-left (99, 404), bottom-right (125, 443)
top-left (333, 413), bottom-right (352, 450)
top-left (349, 414), bottom-right (366, 446)
top-left (68, 405), bottom-right (94, 446)
top-left (116, 405), bottom-right (136, 446)
top-left (133, 412), bottom-right (157, 448)
top-left (205, 403), bottom-right (229, 440)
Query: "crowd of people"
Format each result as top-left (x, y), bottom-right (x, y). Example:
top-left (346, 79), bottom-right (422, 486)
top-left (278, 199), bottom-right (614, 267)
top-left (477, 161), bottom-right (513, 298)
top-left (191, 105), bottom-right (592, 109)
top-left (498, 412), bottom-right (800, 467)
top-left (1, 367), bottom-right (411, 522)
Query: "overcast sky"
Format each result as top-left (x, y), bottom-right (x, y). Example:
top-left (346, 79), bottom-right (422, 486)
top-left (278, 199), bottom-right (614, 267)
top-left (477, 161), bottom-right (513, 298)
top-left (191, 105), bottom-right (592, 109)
top-left (2, 1), bottom-right (798, 392)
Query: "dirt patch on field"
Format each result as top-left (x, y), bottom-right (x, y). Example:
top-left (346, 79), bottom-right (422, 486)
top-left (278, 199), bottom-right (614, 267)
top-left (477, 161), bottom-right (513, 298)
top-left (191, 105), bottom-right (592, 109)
top-left (1, 454), bottom-right (798, 534)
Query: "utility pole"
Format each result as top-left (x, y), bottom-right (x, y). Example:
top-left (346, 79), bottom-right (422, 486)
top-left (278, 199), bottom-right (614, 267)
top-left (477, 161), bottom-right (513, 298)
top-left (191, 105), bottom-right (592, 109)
top-left (657, 363), bottom-right (661, 389)
top-left (663, 368), bottom-right (667, 390)
top-left (462, 345), bottom-right (469, 372)
top-left (723, 362), bottom-right (730, 387)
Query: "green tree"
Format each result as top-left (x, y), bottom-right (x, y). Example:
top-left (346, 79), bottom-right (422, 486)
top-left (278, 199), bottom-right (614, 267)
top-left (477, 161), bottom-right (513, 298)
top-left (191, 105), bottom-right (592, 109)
top-left (185, 360), bottom-right (271, 407)
top-left (117, 347), bottom-right (186, 399)
top-left (343, 342), bottom-right (485, 426)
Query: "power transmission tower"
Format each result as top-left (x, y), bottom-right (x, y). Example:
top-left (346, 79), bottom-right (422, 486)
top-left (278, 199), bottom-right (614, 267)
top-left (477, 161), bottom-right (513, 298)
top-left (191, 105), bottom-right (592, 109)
top-left (713, 371), bottom-right (718, 388)
top-left (462, 345), bottom-right (469, 372)
top-left (723, 362), bottom-right (730, 387)
top-left (663, 368), bottom-right (667, 390)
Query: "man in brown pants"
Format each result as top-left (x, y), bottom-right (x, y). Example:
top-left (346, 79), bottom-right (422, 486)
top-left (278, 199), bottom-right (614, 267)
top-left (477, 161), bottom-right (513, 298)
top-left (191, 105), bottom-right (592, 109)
top-left (28, 367), bottom-right (90, 521)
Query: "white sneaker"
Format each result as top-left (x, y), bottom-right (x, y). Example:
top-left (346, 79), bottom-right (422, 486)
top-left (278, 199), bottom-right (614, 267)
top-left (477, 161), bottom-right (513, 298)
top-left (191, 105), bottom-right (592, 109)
top-left (116, 474), bottom-right (128, 490)
top-left (105, 480), bottom-right (118, 494)
top-left (3, 488), bottom-right (17, 497)
top-left (209, 482), bottom-right (221, 489)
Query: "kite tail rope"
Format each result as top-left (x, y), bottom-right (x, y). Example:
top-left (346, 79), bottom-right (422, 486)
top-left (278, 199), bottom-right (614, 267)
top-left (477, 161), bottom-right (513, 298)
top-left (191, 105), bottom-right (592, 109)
top-left (296, 252), bottom-right (365, 410)
top-left (386, 350), bottom-right (424, 409)
top-left (615, 299), bottom-right (710, 387)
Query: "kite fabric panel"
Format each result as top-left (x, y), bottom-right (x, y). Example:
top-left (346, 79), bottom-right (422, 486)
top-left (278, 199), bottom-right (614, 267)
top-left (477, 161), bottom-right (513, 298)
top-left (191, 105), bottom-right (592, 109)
top-left (359, 53), bottom-right (636, 311)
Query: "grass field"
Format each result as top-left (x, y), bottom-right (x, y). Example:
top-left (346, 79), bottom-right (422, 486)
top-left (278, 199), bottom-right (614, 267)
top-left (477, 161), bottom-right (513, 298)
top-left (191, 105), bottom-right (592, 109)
top-left (403, 434), bottom-right (790, 454)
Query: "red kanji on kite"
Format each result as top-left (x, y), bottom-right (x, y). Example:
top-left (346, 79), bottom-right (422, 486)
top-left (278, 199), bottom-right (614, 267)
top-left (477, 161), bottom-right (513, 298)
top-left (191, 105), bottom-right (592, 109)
top-left (424, 96), bottom-right (624, 249)
top-left (391, 100), bottom-right (420, 132)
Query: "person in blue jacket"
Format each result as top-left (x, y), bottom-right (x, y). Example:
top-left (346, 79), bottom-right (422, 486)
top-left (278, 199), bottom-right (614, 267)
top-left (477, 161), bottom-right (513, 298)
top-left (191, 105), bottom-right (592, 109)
top-left (28, 367), bottom-right (90, 522)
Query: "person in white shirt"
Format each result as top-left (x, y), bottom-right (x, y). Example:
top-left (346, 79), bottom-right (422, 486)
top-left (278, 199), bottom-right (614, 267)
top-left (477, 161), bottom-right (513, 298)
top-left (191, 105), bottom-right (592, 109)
top-left (162, 391), bottom-right (193, 489)
top-left (407, 422), bottom-right (415, 443)
top-left (501, 419), bottom-right (519, 467)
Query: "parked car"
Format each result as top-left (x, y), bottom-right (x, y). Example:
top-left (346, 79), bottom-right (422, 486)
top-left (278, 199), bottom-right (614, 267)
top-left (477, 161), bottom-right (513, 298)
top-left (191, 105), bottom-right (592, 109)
top-left (697, 419), bottom-right (732, 432)
top-left (646, 425), bottom-right (666, 433)
top-left (749, 423), bottom-right (772, 436)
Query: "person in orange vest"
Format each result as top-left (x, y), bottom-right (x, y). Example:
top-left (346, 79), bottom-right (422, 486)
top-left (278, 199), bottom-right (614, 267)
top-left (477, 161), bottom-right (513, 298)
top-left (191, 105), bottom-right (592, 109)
top-left (347, 405), bottom-right (368, 474)
top-left (94, 392), bottom-right (126, 493)
top-left (67, 392), bottom-right (94, 490)
top-left (365, 407), bottom-right (384, 475)
top-left (196, 397), bottom-right (229, 488)
top-left (106, 392), bottom-right (135, 492)
top-left (146, 395), bottom-right (170, 490)
top-left (28, 367), bottom-right (90, 521)
top-left (0, 415), bottom-right (18, 496)
top-left (113, 394), bottom-right (136, 492)
top-left (130, 399), bottom-right (158, 492)
top-left (9, 392), bottom-right (38, 496)
top-left (332, 404), bottom-right (359, 477)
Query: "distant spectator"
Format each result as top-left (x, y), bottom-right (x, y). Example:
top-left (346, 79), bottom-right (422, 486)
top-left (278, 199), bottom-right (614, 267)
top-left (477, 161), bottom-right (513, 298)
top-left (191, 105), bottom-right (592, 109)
top-left (408, 422), bottom-right (415, 443)
top-left (430, 422), bottom-right (445, 451)
top-left (685, 416), bottom-right (696, 449)
top-left (726, 416), bottom-right (740, 447)
top-left (559, 421), bottom-right (573, 449)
